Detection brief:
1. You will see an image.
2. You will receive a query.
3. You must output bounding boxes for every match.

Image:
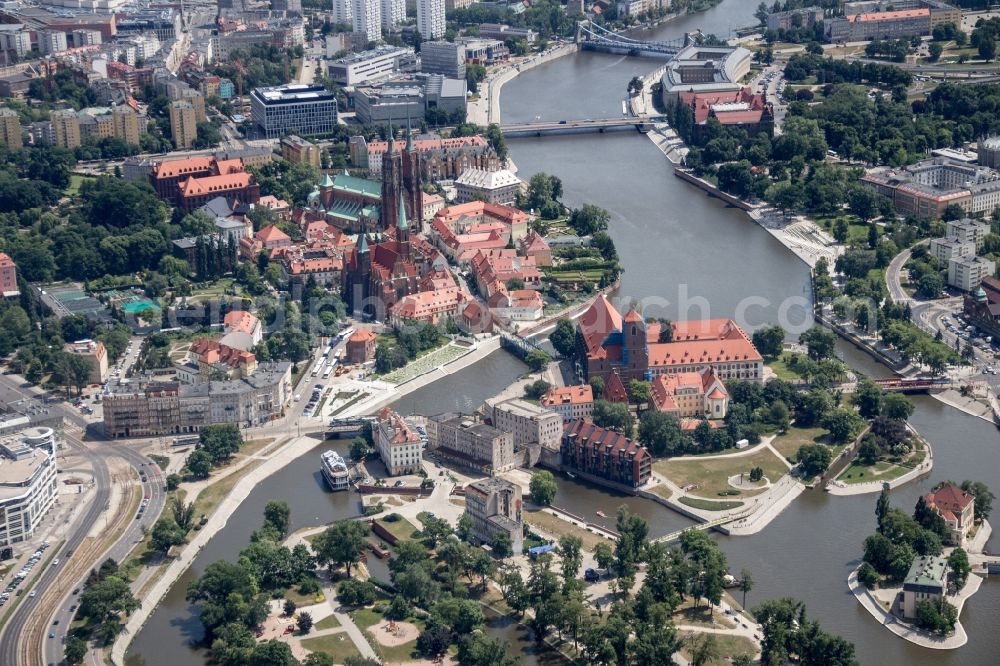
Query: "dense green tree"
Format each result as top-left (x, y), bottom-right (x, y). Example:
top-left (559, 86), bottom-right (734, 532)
top-left (529, 470), bottom-right (557, 506)
top-left (264, 500), bottom-right (291, 538)
top-left (149, 517), bottom-right (187, 555)
top-left (752, 324), bottom-right (785, 358)
top-left (549, 318), bottom-right (577, 357)
top-left (591, 399), bottom-right (633, 435)
top-left (800, 326), bottom-right (837, 361)
top-left (313, 520), bottom-right (369, 577)
top-left (797, 444), bottom-right (833, 477)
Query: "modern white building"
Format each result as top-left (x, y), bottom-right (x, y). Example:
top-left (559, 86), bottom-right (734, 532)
top-left (417, 0), bottom-right (446, 41)
top-left (352, 0), bottom-right (382, 43)
top-left (948, 255), bottom-right (996, 292)
top-left (250, 83), bottom-right (338, 139)
top-left (0, 427), bottom-right (58, 548)
top-left (928, 236), bottom-right (975, 265)
top-left (947, 218), bottom-right (991, 252)
top-left (380, 0), bottom-right (405, 30)
top-left (328, 46), bottom-right (416, 86)
top-left (483, 397), bottom-right (562, 451)
top-left (455, 168), bottom-right (523, 205)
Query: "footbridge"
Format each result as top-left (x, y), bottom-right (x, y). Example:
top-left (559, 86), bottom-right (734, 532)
top-left (325, 417), bottom-right (370, 438)
top-left (576, 20), bottom-right (695, 59)
top-left (500, 116), bottom-right (656, 137)
top-left (652, 511), bottom-right (750, 545)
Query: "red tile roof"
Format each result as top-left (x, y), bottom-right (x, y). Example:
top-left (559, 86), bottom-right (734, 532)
top-left (924, 484), bottom-right (974, 523)
top-left (180, 172), bottom-right (253, 197)
top-left (541, 385), bottom-right (594, 408)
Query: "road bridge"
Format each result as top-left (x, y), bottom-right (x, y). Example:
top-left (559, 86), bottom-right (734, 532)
top-left (576, 20), bottom-right (692, 59)
top-left (325, 417), bottom-right (370, 438)
top-left (500, 117), bottom-right (655, 137)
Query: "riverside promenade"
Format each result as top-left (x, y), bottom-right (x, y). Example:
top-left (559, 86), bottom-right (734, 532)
top-left (467, 43), bottom-right (579, 126)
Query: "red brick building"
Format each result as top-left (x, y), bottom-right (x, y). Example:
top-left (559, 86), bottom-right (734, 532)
top-left (561, 419), bottom-right (651, 489)
top-left (346, 328), bottom-right (377, 364)
top-left (149, 156), bottom-right (260, 211)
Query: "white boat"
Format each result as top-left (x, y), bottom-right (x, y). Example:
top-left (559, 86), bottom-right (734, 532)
top-left (321, 450), bottom-right (350, 491)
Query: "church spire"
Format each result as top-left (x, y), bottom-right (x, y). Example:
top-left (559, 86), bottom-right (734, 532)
top-left (387, 112), bottom-right (394, 154)
top-left (405, 113), bottom-right (413, 152)
top-left (358, 232), bottom-right (369, 254)
top-left (397, 192), bottom-right (408, 231)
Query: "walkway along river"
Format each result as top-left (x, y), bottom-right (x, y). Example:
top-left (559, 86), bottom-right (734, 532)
top-left (128, 2), bottom-right (1000, 664)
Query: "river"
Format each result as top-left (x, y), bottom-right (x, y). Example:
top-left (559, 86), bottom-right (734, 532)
top-left (129, 2), bottom-right (1000, 664)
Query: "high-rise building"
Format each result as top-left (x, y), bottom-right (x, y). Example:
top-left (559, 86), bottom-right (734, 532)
top-left (249, 83), bottom-right (338, 139)
top-left (51, 109), bottom-right (81, 149)
top-left (0, 427), bottom-right (58, 547)
top-left (352, 0), bottom-right (382, 43)
top-left (39, 31), bottom-right (68, 55)
top-left (332, 0), bottom-right (353, 25)
top-left (417, 0), bottom-right (446, 41)
top-left (0, 108), bottom-right (22, 150)
top-left (380, 0), bottom-right (404, 30)
top-left (463, 477), bottom-right (523, 554)
top-left (169, 100), bottom-right (199, 149)
top-left (112, 106), bottom-right (141, 145)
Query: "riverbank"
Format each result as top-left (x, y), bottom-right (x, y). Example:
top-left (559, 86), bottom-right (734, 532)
top-left (467, 43), bottom-right (579, 126)
top-left (111, 434), bottom-right (317, 665)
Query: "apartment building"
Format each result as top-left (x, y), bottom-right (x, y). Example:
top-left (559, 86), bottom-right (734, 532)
top-left (0, 252), bottom-right (17, 297)
top-left (417, 0), bottom-right (446, 41)
top-left (280, 135), bottom-right (321, 168)
top-left (948, 255), bottom-right (996, 292)
top-left (169, 100), bottom-right (198, 149)
top-left (64, 339), bottom-right (109, 384)
top-left (0, 107), bottom-right (20, 149)
top-left (51, 109), bottom-right (81, 149)
top-left (561, 419), bottom-right (652, 489)
top-left (540, 385), bottom-right (594, 422)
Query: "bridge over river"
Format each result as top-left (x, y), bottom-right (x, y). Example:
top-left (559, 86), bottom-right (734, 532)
top-left (500, 116), bottom-right (663, 137)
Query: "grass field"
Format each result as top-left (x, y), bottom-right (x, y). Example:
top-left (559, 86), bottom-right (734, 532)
top-left (836, 440), bottom-right (926, 485)
top-left (65, 174), bottom-right (94, 196)
top-left (765, 353), bottom-right (806, 381)
top-left (677, 631), bottom-right (757, 666)
top-left (300, 633), bottom-right (361, 662)
top-left (656, 448), bottom-right (789, 499)
top-left (383, 343), bottom-right (467, 384)
top-left (375, 515), bottom-right (419, 542)
top-left (679, 496), bottom-right (744, 511)
top-left (523, 507), bottom-right (608, 551)
top-left (770, 426), bottom-right (830, 461)
top-left (649, 484), bottom-right (672, 501)
top-left (315, 614), bottom-right (341, 631)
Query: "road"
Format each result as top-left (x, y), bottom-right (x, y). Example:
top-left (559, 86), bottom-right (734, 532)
top-left (0, 375), bottom-right (166, 666)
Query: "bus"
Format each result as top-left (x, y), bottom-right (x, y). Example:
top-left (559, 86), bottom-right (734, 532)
top-left (340, 327), bottom-right (355, 341)
top-left (322, 365), bottom-right (334, 379)
top-left (311, 364), bottom-right (321, 377)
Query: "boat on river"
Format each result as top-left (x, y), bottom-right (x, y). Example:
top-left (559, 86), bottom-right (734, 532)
top-left (321, 450), bottom-right (350, 491)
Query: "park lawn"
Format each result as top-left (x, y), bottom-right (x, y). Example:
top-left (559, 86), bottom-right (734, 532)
top-left (649, 484), bottom-right (672, 501)
top-left (679, 497), bottom-right (744, 511)
top-left (677, 631), bottom-right (757, 666)
top-left (315, 614), bottom-right (341, 631)
top-left (300, 633), bottom-right (361, 663)
top-left (281, 583), bottom-right (325, 606)
top-left (375, 515), bottom-right (419, 542)
top-left (186, 278), bottom-right (236, 303)
top-left (191, 456), bottom-right (266, 521)
top-left (674, 598), bottom-right (736, 629)
top-left (656, 448), bottom-right (789, 499)
top-left (236, 437), bottom-right (275, 459)
top-left (765, 353), bottom-right (805, 381)
top-left (349, 607), bottom-right (384, 631)
top-left (65, 174), bottom-right (94, 196)
top-left (770, 426), bottom-right (830, 461)
top-left (837, 439), bottom-right (926, 485)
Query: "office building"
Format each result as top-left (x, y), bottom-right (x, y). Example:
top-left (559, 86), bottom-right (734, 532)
top-left (65, 339), bottom-right (109, 384)
top-left (102, 363), bottom-right (292, 438)
top-left (464, 476), bottom-right (522, 555)
top-left (421, 41), bottom-right (466, 79)
top-left (483, 397), bottom-right (562, 451)
top-left (426, 413), bottom-right (515, 473)
top-left (561, 419), bottom-right (652, 489)
top-left (250, 83), bottom-right (338, 139)
top-left (0, 108), bottom-right (21, 150)
top-left (329, 45), bottom-right (416, 85)
top-left (380, 0), bottom-right (405, 30)
top-left (352, 0), bottom-right (382, 43)
top-left (0, 252), bottom-right (17, 297)
top-left (477, 23), bottom-right (538, 43)
top-left (948, 255), bottom-right (995, 292)
top-left (373, 407), bottom-right (423, 475)
top-left (459, 38), bottom-right (509, 65)
top-left (947, 218), bottom-right (991, 251)
top-left (0, 427), bottom-right (58, 548)
top-left (929, 237), bottom-right (975, 265)
top-left (51, 109), bottom-right (81, 149)
top-left (660, 44), bottom-right (753, 106)
top-left (417, 0), bottom-right (446, 41)
top-left (281, 135), bottom-right (321, 168)
top-left (862, 157), bottom-right (1000, 220)
top-left (900, 555), bottom-right (947, 619)
top-left (169, 100), bottom-right (198, 149)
